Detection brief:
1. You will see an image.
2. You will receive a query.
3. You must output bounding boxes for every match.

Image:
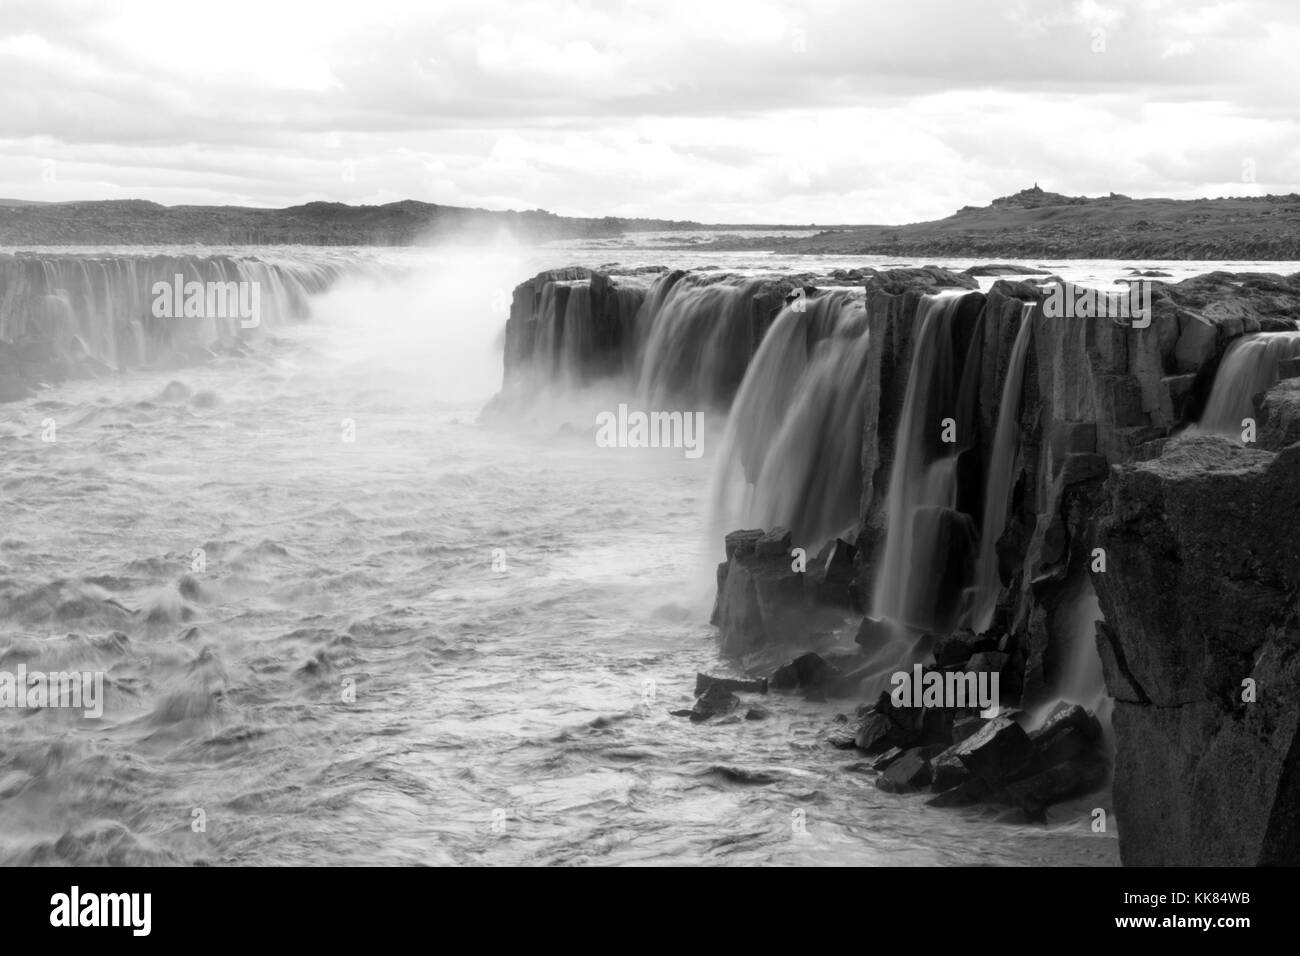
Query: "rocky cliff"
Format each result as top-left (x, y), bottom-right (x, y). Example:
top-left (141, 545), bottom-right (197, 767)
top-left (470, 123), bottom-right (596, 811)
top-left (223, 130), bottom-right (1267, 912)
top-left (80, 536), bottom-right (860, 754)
top-left (1096, 430), bottom-right (1300, 865)
top-left (497, 262), bottom-right (1300, 864)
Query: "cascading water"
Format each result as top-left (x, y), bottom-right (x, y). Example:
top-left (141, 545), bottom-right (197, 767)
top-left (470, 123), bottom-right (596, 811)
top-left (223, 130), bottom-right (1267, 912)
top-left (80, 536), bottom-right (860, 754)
top-left (1198, 330), bottom-right (1300, 434)
top-left (870, 292), bottom-right (979, 635)
top-left (1056, 582), bottom-right (1107, 713)
top-left (709, 289), bottom-right (869, 547)
top-left (0, 253), bottom-right (352, 388)
top-left (966, 304), bottom-right (1035, 633)
top-left (637, 273), bottom-right (772, 409)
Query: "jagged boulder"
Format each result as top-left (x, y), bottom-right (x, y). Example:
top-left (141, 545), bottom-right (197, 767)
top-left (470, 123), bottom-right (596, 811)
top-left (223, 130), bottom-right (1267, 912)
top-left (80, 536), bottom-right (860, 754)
top-left (770, 652), bottom-right (841, 695)
top-left (951, 716), bottom-right (1032, 784)
top-left (876, 746), bottom-right (941, 793)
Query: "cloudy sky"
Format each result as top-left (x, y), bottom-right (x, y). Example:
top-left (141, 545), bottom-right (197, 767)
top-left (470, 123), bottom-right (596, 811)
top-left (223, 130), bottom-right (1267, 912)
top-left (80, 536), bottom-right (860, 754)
top-left (0, 0), bottom-right (1296, 223)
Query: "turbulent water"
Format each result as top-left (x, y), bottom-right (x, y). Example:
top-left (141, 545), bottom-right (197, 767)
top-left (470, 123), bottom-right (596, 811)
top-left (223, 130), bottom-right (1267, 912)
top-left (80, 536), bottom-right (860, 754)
top-left (0, 240), bottom-right (1205, 866)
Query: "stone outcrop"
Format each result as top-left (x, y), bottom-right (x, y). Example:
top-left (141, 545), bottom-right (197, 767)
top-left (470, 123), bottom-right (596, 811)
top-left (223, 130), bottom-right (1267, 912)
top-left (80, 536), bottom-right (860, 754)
top-left (1094, 431), bottom-right (1300, 865)
top-left (711, 528), bottom-right (855, 656)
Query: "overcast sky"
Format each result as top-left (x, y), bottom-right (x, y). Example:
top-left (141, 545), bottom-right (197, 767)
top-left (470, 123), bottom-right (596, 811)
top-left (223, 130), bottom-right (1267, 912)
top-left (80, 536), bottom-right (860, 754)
top-left (0, 0), bottom-right (1296, 223)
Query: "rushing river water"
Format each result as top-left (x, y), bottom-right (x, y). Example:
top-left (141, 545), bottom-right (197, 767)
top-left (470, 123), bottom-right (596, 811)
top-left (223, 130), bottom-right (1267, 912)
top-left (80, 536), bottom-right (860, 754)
top-left (10, 239), bottom-right (1277, 865)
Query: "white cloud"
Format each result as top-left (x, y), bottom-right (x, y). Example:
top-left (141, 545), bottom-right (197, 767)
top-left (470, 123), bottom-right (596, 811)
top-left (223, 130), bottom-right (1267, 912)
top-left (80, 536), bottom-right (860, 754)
top-left (0, 0), bottom-right (1295, 220)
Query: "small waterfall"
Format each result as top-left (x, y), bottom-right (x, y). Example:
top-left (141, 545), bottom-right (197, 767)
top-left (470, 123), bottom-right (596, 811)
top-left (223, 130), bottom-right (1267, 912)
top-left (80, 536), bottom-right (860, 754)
top-left (966, 304), bottom-right (1035, 633)
top-left (1057, 583), bottom-right (1107, 712)
top-left (1026, 577), bottom-right (1113, 740)
top-left (870, 293), bottom-right (979, 634)
top-left (710, 289), bottom-right (868, 547)
top-left (1199, 330), bottom-right (1300, 434)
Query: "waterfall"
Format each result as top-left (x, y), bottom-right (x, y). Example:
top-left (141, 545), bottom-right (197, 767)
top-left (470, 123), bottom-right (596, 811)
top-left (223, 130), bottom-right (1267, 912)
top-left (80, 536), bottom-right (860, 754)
top-left (0, 253), bottom-right (350, 388)
top-left (1057, 582), bottom-right (1107, 712)
top-left (1199, 331), bottom-right (1300, 434)
top-left (709, 289), bottom-right (868, 547)
top-left (1025, 576), bottom-right (1113, 739)
top-left (965, 303), bottom-right (1035, 633)
top-left (870, 292), bottom-right (978, 634)
top-left (500, 269), bottom-right (792, 416)
top-left (529, 279), bottom-right (595, 385)
top-left (637, 274), bottom-right (771, 409)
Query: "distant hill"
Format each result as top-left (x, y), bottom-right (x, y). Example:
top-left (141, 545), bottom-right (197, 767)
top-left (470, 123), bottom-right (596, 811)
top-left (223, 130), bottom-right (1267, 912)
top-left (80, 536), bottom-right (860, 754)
top-left (0, 198), bottom-right (713, 246)
top-left (5, 188), bottom-right (1300, 257)
top-left (766, 187), bottom-right (1300, 259)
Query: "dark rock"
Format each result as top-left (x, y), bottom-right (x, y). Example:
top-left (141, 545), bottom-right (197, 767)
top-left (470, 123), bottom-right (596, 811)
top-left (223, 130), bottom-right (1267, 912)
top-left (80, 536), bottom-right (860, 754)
top-left (755, 526), bottom-right (793, 559)
top-left (1004, 753), bottom-right (1110, 818)
top-left (902, 506), bottom-right (978, 632)
top-left (854, 615), bottom-right (893, 649)
top-left (825, 722), bottom-right (861, 749)
top-left (1050, 421), bottom-right (1098, 458)
top-left (926, 777), bottom-right (991, 807)
top-left (709, 562), bottom-right (729, 626)
top-left (694, 673), bottom-right (768, 696)
top-left (770, 652), bottom-right (840, 694)
top-left (744, 705), bottom-right (771, 721)
top-left (930, 748), bottom-right (971, 792)
top-left (870, 746), bottom-right (905, 770)
top-left (965, 651), bottom-right (1009, 676)
top-left (714, 526), bottom-right (846, 654)
top-left (724, 529), bottom-right (765, 561)
top-left (933, 629), bottom-right (996, 667)
top-left (876, 747), bottom-right (935, 793)
top-left (886, 700), bottom-right (956, 749)
top-left (1095, 434), bottom-right (1300, 864)
top-left (854, 712), bottom-right (898, 754)
top-left (988, 706), bottom-right (1026, 725)
top-left (1175, 313), bottom-right (1218, 373)
top-left (1056, 452), bottom-right (1109, 487)
top-left (963, 263), bottom-right (1053, 277)
top-left (952, 716), bottom-right (1032, 783)
top-left (807, 537), bottom-right (857, 606)
top-left (1258, 379), bottom-right (1300, 451)
top-left (689, 684), bottom-right (740, 723)
top-left (713, 548), bottom-right (808, 654)
top-left (861, 266), bottom-right (979, 295)
top-left (1031, 701), bottom-right (1101, 746)
top-left (951, 715), bottom-right (986, 744)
